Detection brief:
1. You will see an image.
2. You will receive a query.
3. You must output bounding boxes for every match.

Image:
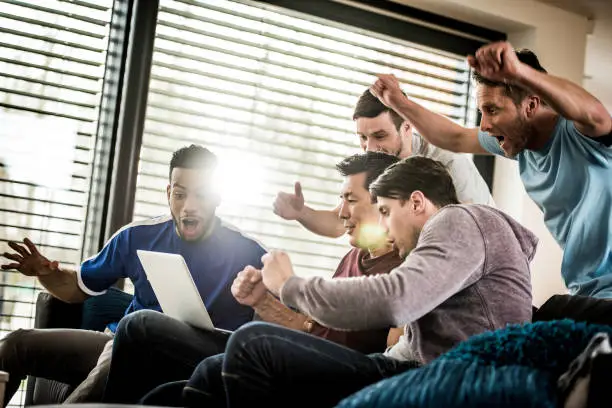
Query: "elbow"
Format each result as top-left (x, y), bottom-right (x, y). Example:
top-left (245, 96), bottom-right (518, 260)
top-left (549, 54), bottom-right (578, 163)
top-left (582, 104), bottom-right (611, 137)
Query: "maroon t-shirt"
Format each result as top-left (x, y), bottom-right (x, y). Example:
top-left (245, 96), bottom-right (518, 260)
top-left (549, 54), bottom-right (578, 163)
top-left (309, 247), bottom-right (403, 354)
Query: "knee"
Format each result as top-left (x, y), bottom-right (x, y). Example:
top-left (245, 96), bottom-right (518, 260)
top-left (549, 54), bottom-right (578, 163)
top-left (115, 309), bottom-right (165, 344)
top-left (225, 321), bottom-right (281, 357)
top-left (0, 329), bottom-right (32, 365)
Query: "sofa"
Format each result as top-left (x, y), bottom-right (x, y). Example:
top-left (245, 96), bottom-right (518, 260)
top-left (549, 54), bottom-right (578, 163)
top-left (24, 288), bottom-right (132, 405)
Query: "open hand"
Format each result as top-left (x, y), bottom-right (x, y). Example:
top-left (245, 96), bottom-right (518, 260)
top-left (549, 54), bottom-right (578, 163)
top-left (1, 238), bottom-right (58, 277)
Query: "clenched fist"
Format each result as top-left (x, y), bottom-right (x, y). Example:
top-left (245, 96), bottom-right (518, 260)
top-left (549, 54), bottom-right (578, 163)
top-left (370, 74), bottom-right (407, 109)
top-left (261, 251), bottom-right (295, 297)
top-left (468, 41), bottom-right (525, 84)
top-left (231, 266), bottom-right (267, 307)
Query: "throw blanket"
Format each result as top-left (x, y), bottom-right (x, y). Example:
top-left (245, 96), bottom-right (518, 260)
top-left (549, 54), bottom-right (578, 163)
top-left (337, 319), bottom-right (612, 408)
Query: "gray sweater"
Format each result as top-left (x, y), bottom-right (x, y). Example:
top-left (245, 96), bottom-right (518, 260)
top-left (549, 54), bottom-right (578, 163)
top-left (280, 205), bottom-right (536, 364)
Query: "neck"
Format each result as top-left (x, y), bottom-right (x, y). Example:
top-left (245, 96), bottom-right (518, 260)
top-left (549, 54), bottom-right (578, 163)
top-left (367, 243), bottom-right (393, 259)
top-left (526, 109), bottom-right (559, 151)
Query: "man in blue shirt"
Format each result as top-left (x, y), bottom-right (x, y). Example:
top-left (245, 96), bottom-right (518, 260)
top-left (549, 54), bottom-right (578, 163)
top-left (370, 41), bottom-right (612, 298)
top-left (0, 145), bottom-right (266, 405)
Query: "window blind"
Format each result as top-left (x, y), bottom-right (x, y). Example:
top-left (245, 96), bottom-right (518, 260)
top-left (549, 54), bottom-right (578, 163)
top-left (0, 0), bottom-right (113, 405)
top-left (134, 0), bottom-right (478, 279)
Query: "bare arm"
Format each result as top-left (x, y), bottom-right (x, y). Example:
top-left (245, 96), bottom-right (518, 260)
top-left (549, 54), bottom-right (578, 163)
top-left (273, 182), bottom-right (344, 238)
top-left (296, 205), bottom-right (344, 238)
top-left (2, 239), bottom-right (88, 304)
top-left (38, 268), bottom-right (89, 304)
top-left (517, 66), bottom-right (612, 137)
top-left (469, 41), bottom-right (611, 138)
top-left (253, 292), bottom-right (309, 331)
top-left (371, 74), bottom-right (486, 154)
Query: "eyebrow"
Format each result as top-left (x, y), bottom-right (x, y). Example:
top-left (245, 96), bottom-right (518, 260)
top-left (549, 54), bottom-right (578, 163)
top-left (172, 183), bottom-right (186, 189)
top-left (340, 191), bottom-right (354, 198)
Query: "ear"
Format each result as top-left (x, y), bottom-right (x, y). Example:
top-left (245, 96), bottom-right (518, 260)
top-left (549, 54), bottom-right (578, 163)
top-left (410, 191), bottom-right (427, 213)
top-left (166, 184), bottom-right (171, 202)
top-left (401, 121), bottom-right (412, 134)
top-left (524, 96), bottom-right (540, 118)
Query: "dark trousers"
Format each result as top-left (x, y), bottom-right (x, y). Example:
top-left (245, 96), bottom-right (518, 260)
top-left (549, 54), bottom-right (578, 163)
top-left (103, 310), bottom-right (229, 403)
top-left (187, 322), bottom-right (419, 408)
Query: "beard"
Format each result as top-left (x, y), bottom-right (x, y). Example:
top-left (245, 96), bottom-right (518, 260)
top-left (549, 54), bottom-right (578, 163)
top-left (503, 116), bottom-right (535, 157)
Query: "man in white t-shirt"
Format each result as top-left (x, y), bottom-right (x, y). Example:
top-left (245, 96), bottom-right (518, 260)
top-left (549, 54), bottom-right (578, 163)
top-left (273, 88), bottom-right (494, 238)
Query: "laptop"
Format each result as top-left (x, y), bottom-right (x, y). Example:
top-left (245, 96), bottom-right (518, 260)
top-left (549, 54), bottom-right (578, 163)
top-left (136, 250), bottom-right (231, 335)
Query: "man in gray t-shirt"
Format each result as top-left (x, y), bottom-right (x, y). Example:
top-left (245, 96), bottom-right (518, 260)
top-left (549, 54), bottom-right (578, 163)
top-left (188, 156), bottom-right (535, 408)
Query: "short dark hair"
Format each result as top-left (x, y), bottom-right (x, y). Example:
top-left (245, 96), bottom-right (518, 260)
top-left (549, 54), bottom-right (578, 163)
top-left (370, 156), bottom-right (459, 208)
top-left (353, 89), bottom-right (404, 131)
top-left (472, 49), bottom-right (547, 105)
top-left (336, 151), bottom-right (400, 196)
top-left (169, 144), bottom-right (217, 181)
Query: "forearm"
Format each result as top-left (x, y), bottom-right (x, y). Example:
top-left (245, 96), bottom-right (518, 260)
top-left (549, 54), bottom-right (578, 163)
top-left (297, 207), bottom-right (344, 238)
top-left (38, 268), bottom-right (88, 304)
top-left (390, 97), bottom-right (482, 153)
top-left (253, 292), bottom-right (308, 331)
top-left (517, 66), bottom-right (611, 136)
top-left (280, 274), bottom-right (401, 331)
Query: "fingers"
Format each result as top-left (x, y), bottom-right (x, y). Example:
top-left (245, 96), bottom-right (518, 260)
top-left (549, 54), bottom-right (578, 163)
top-left (24, 238), bottom-right (41, 256)
top-left (232, 266), bottom-right (262, 298)
top-left (243, 265), bottom-right (262, 283)
top-left (2, 252), bottom-right (24, 263)
top-left (1, 263), bottom-right (20, 270)
top-left (294, 181), bottom-right (303, 199)
top-left (8, 241), bottom-right (29, 258)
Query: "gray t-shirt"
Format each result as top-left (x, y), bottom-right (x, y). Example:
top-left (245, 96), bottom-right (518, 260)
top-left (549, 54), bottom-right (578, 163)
top-left (280, 205), bottom-right (536, 363)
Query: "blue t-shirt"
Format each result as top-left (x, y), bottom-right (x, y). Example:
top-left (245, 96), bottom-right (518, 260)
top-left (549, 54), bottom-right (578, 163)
top-left (77, 215), bottom-right (267, 331)
top-left (478, 116), bottom-right (612, 298)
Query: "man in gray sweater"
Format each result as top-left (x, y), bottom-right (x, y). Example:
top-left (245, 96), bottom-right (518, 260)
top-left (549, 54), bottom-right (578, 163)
top-left (186, 156), bottom-right (536, 408)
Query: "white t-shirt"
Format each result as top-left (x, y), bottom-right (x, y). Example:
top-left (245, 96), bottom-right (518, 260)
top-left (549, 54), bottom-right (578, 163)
top-left (412, 133), bottom-right (495, 206)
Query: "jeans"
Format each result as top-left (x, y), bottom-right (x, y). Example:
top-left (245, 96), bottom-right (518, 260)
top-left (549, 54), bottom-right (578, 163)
top-left (0, 328), bottom-right (112, 406)
top-left (188, 322), bottom-right (419, 408)
top-left (103, 310), bottom-right (230, 403)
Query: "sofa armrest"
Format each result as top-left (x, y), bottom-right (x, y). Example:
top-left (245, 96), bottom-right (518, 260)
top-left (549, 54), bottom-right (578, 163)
top-left (34, 292), bottom-right (83, 330)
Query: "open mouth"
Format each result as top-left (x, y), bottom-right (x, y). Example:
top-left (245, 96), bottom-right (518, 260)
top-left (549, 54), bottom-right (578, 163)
top-left (345, 224), bottom-right (355, 234)
top-left (495, 135), bottom-right (505, 144)
top-left (181, 217), bottom-right (201, 235)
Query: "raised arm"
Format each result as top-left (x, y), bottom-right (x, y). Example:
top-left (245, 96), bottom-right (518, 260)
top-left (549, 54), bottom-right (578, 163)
top-left (273, 181), bottom-right (345, 238)
top-left (1, 238), bottom-right (88, 303)
top-left (263, 208), bottom-right (485, 331)
top-left (469, 41), bottom-right (612, 138)
top-left (371, 74), bottom-right (485, 154)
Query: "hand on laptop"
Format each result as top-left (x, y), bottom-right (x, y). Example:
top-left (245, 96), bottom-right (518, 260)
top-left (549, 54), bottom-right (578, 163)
top-left (232, 266), bottom-right (267, 307)
top-left (261, 251), bottom-right (295, 296)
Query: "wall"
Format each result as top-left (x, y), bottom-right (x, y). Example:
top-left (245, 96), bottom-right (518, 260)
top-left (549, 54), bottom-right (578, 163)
top-left (392, 0), bottom-right (592, 305)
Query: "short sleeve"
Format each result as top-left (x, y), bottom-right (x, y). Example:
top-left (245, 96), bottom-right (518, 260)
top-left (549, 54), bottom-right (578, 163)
top-left (78, 231), bottom-right (128, 296)
top-left (478, 130), bottom-right (508, 158)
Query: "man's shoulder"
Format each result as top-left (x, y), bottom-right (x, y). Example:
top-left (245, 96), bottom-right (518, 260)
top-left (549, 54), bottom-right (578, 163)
top-left (111, 215), bottom-right (173, 241)
top-left (217, 219), bottom-right (267, 252)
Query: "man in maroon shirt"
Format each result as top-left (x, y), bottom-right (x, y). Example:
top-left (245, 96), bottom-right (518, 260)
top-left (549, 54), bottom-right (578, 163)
top-left (232, 151), bottom-right (403, 354)
top-left (102, 151), bottom-right (403, 404)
